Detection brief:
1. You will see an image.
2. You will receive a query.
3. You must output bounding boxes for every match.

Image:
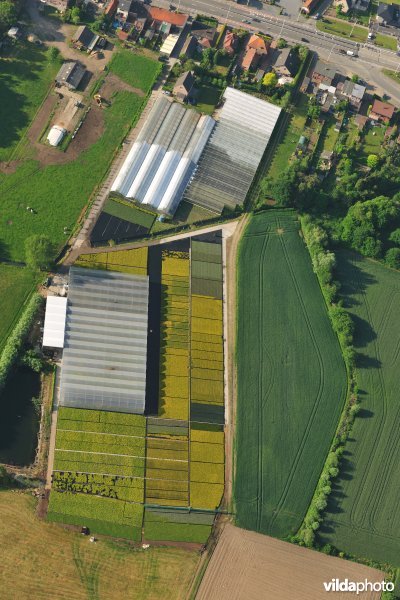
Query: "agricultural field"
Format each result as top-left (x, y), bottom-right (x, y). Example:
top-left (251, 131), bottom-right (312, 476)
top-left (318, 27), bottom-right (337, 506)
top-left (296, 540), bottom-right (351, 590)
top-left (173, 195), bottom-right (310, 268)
top-left (0, 265), bottom-right (37, 353)
top-left (0, 42), bottom-right (61, 161)
top-left (197, 524), bottom-right (385, 600)
top-left (48, 407), bottom-right (146, 540)
top-left (0, 490), bottom-right (199, 600)
top-left (320, 252), bottom-right (400, 567)
top-left (235, 210), bottom-right (347, 537)
top-left (108, 50), bottom-right (162, 93)
top-left (0, 91), bottom-right (146, 262)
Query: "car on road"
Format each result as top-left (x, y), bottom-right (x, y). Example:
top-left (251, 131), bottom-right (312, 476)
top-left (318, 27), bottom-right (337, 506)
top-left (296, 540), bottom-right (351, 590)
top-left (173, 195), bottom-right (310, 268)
top-left (368, 32), bottom-right (374, 39)
top-left (242, 19), bottom-right (251, 23)
top-left (253, 17), bottom-right (261, 22)
top-left (301, 37), bottom-right (309, 42)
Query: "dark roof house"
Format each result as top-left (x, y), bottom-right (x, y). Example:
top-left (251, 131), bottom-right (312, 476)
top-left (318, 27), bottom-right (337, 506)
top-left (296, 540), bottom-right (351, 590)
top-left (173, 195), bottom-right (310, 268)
top-left (173, 71), bottom-right (195, 102)
top-left (55, 61), bottom-right (86, 90)
top-left (311, 60), bottom-right (337, 85)
top-left (376, 1), bottom-right (400, 25)
top-left (273, 48), bottom-right (300, 78)
top-left (181, 35), bottom-right (198, 58)
top-left (117, 0), bottom-right (133, 18)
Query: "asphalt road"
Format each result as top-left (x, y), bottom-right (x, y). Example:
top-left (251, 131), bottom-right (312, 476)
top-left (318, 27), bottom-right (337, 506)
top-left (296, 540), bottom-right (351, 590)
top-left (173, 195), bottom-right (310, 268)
top-left (159, 0), bottom-right (400, 102)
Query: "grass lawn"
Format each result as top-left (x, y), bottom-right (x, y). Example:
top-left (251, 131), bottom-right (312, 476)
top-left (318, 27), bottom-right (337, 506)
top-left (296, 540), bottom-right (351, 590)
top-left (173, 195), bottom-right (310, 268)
top-left (108, 50), bottom-right (161, 93)
top-left (0, 490), bottom-right (199, 599)
top-left (0, 91), bottom-right (145, 261)
top-left (320, 252), bottom-right (400, 566)
top-left (358, 124), bottom-right (385, 164)
top-left (235, 210), bottom-right (347, 537)
top-left (0, 265), bottom-right (37, 353)
top-left (195, 85), bottom-right (222, 115)
top-left (383, 68), bottom-right (400, 84)
top-left (267, 93), bottom-right (308, 181)
top-left (374, 32), bottom-right (398, 50)
top-left (317, 18), bottom-right (367, 42)
top-left (0, 42), bottom-right (61, 162)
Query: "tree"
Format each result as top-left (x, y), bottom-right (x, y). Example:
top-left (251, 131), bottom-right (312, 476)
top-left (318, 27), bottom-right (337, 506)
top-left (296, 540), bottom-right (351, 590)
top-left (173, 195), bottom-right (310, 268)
top-left (25, 235), bottom-right (55, 271)
top-left (367, 154), bottom-right (379, 169)
top-left (46, 46), bottom-right (60, 63)
top-left (351, 73), bottom-right (359, 83)
top-left (307, 97), bottom-right (320, 119)
top-left (0, 1), bottom-right (17, 34)
top-left (277, 37), bottom-right (287, 48)
top-left (298, 45), bottom-right (308, 62)
top-left (262, 71), bottom-right (278, 89)
top-left (22, 349), bottom-right (44, 373)
top-left (0, 466), bottom-right (11, 488)
top-left (389, 228), bottom-right (400, 245)
top-left (385, 247), bottom-right (400, 269)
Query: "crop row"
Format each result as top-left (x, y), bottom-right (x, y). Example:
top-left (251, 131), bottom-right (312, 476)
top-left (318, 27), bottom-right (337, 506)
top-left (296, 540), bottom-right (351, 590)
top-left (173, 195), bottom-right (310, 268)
top-left (57, 407), bottom-right (146, 429)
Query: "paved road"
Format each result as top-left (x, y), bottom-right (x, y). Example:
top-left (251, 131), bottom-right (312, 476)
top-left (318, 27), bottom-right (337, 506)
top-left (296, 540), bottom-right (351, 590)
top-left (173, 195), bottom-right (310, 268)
top-left (159, 0), bottom-right (400, 101)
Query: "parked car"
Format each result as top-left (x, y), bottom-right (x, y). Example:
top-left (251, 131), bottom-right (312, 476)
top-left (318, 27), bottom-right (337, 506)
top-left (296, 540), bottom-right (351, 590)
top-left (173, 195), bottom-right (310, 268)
top-left (301, 37), bottom-right (309, 42)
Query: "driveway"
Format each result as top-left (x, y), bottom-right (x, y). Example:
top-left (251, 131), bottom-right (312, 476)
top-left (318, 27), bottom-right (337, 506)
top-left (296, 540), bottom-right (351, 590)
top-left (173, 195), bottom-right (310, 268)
top-left (26, 0), bottom-right (113, 75)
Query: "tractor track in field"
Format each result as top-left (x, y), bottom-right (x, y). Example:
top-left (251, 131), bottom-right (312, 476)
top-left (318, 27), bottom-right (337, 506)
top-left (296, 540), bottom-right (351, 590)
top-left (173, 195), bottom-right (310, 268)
top-left (267, 217), bottom-right (327, 534)
top-left (255, 234), bottom-right (270, 532)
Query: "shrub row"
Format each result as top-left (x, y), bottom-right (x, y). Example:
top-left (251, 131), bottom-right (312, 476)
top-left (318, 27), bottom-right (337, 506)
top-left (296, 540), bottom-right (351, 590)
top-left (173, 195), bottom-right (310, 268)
top-left (297, 217), bottom-right (360, 548)
top-left (0, 294), bottom-right (42, 392)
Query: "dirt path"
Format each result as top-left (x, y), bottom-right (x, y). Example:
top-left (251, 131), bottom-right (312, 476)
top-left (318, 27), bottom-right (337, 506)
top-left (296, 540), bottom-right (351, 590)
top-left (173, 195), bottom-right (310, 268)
top-left (223, 215), bottom-right (248, 512)
top-left (103, 72), bottom-right (146, 98)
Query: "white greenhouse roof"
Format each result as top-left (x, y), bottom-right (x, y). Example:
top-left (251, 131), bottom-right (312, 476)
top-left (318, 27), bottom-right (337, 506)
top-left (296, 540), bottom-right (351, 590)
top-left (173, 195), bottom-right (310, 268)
top-left (47, 125), bottom-right (66, 147)
top-left (184, 87), bottom-right (281, 214)
top-left (59, 267), bottom-right (149, 415)
top-left (42, 296), bottom-right (68, 349)
top-left (111, 96), bottom-right (215, 215)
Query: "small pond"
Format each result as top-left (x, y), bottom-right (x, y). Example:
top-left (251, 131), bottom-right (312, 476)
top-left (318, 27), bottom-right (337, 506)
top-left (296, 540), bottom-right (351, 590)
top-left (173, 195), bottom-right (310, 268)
top-left (0, 366), bottom-right (41, 466)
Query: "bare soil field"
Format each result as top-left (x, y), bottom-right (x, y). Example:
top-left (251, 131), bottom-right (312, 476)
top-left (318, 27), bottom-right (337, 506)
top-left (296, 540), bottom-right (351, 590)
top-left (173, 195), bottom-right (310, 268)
top-left (196, 524), bottom-right (386, 600)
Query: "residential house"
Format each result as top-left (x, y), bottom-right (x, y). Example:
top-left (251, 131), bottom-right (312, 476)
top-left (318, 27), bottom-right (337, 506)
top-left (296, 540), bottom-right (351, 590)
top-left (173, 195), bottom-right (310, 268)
top-left (273, 48), bottom-right (300, 78)
top-left (340, 80), bottom-right (366, 110)
top-left (369, 99), bottom-right (395, 123)
top-left (301, 0), bottom-right (320, 14)
top-left (181, 35), bottom-right (198, 58)
top-left (148, 6), bottom-right (189, 29)
top-left (241, 34), bottom-right (270, 71)
top-left (333, 0), bottom-right (352, 13)
top-left (334, 0), bottom-right (370, 13)
top-left (311, 60), bottom-right (337, 86)
top-left (55, 61), bottom-right (86, 90)
top-left (376, 1), bottom-right (400, 26)
top-left (223, 31), bottom-right (238, 56)
top-left (191, 21), bottom-right (218, 49)
top-left (72, 26), bottom-right (99, 51)
top-left (116, 0), bottom-right (133, 21)
top-left (105, 0), bottom-right (118, 16)
top-left (173, 71), bottom-right (195, 102)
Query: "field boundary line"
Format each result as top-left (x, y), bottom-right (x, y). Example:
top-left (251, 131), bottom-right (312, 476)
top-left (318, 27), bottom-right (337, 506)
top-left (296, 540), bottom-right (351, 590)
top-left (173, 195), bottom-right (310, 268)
top-left (56, 448), bottom-right (189, 463)
top-left (58, 428), bottom-right (145, 440)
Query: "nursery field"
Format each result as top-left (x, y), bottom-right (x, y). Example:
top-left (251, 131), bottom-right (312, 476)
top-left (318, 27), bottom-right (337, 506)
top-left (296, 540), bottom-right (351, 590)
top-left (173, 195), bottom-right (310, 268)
top-left (108, 50), bottom-right (161, 93)
top-left (0, 491), bottom-right (199, 600)
top-left (49, 407), bottom-right (146, 540)
top-left (76, 246), bottom-right (148, 276)
top-left (0, 265), bottom-right (36, 353)
top-left (235, 210), bottom-right (347, 537)
top-left (320, 252), bottom-right (400, 567)
top-left (0, 92), bottom-right (145, 262)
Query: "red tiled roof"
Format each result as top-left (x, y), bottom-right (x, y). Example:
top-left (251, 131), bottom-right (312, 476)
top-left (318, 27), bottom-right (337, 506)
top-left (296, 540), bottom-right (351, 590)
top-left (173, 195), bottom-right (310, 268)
top-left (371, 99), bottom-right (395, 119)
top-left (242, 47), bottom-right (258, 70)
top-left (246, 34), bottom-right (269, 53)
top-left (148, 6), bottom-right (188, 27)
top-left (224, 31), bottom-right (237, 50)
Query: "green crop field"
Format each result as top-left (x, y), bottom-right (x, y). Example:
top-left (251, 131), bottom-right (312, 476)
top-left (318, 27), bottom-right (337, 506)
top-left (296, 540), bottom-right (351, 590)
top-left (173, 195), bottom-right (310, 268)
top-left (235, 210), bottom-right (347, 537)
top-left (0, 42), bottom-right (61, 161)
top-left (108, 50), bottom-right (161, 93)
top-left (0, 92), bottom-right (145, 262)
top-left (0, 265), bottom-right (36, 353)
top-left (320, 252), bottom-right (400, 566)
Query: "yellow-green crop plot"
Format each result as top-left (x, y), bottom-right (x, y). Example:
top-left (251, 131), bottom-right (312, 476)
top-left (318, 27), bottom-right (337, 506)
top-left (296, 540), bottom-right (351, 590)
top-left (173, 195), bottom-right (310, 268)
top-left (75, 247), bottom-right (148, 275)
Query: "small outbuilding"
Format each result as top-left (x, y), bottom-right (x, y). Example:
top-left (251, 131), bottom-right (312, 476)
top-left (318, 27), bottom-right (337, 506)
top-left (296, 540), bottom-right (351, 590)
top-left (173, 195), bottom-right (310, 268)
top-left (72, 25), bottom-right (99, 51)
top-left (47, 125), bottom-right (67, 147)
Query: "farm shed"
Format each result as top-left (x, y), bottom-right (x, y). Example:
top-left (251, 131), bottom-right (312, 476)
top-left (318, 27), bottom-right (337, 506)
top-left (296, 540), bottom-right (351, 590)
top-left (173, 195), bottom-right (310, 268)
top-left (47, 125), bottom-right (67, 147)
top-left (59, 266), bottom-right (149, 414)
top-left (111, 96), bottom-right (215, 215)
top-left (184, 87), bottom-right (281, 214)
top-left (42, 296), bottom-right (68, 349)
top-left (55, 61), bottom-right (86, 90)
